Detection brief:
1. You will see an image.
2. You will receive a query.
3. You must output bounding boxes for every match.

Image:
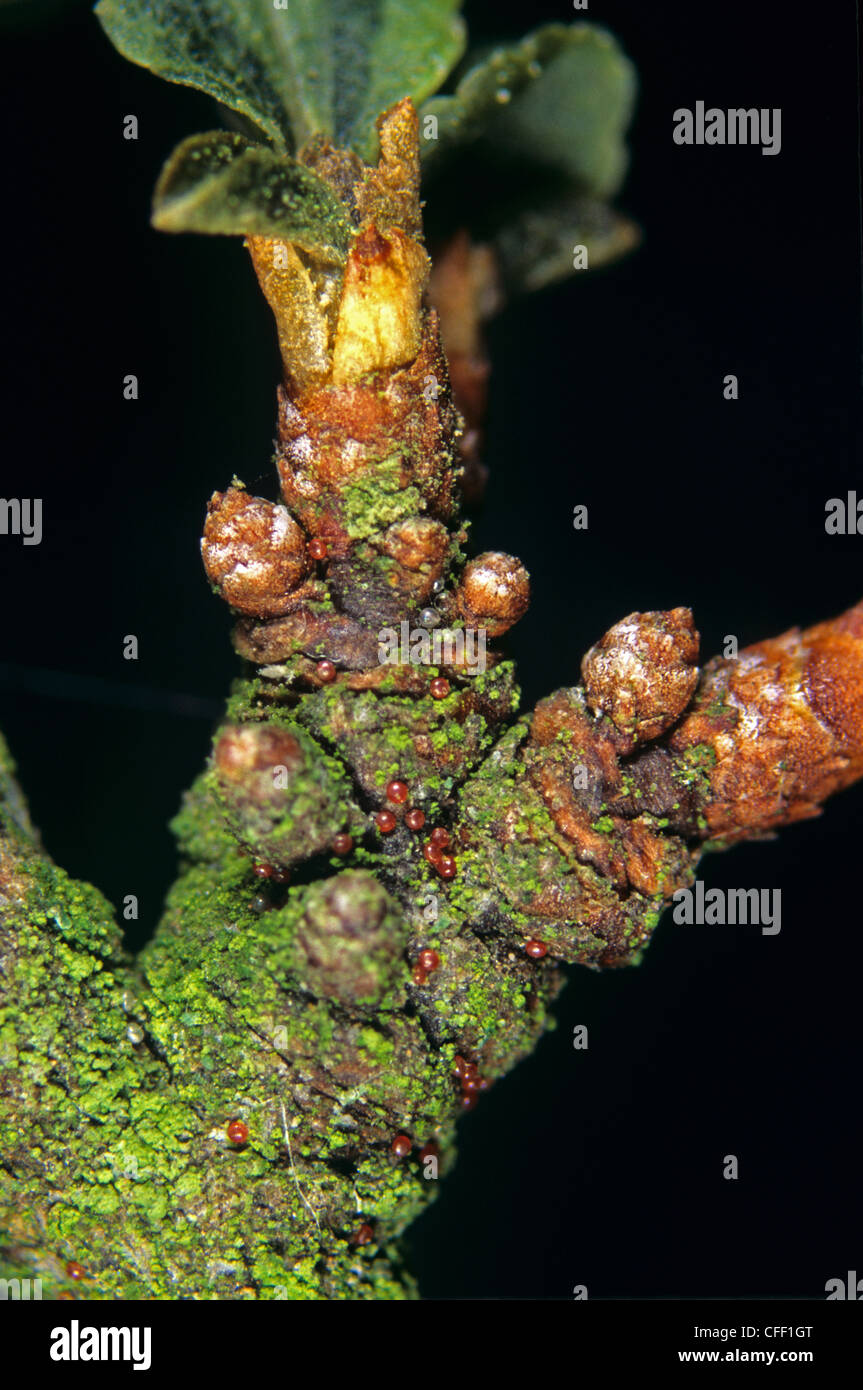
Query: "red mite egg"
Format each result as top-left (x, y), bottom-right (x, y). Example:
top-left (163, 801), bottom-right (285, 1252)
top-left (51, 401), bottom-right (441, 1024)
top-left (418, 949), bottom-right (440, 973)
top-left (412, 966), bottom-right (428, 986)
top-left (227, 1120), bottom-right (249, 1145)
top-left (437, 855), bottom-right (456, 879)
top-left (419, 1141), bottom-right (440, 1162)
top-left (430, 677), bottom-right (450, 700)
top-left (453, 1055), bottom-right (467, 1078)
top-left (461, 1093), bottom-right (477, 1112)
top-left (391, 1133), bottom-right (412, 1159)
top-left (525, 939), bottom-right (548, 959)
top-left (429, 827), bottom-right (450, 849)
top-left (317, 659), bottom-right (337, 683)
top-left (385, 779), bottom-right (409, 804)
top-left (308, 538), bottom-right (328, 561)
top-left (375, 810), bottom-right (397, 834)
top-left (65, 1261), bottom-right (85, 1280)
top-left (422, 841), bottom-right (440, 864)
top-left (353, 1223), bottom-right (374, 1247)
top-left (405, 808), bottom-right (426, 831)
top-left (332, 833), bottom-right (353, 856)
top-left (271, 867), bottom-right (290, 885)
top-left (253, 862), bottom-right (274, 879)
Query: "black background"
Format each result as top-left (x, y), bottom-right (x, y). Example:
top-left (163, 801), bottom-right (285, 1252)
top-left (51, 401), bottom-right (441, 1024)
top-left (0, 0), bottom-right (860, 1299)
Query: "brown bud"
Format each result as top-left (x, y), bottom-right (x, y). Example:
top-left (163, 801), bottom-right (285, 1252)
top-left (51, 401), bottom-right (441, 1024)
top-left (292, 871), bottom-right (406, 1007)
top-left (201, 488), bottom-right (310, 617)
top-left (581, 608), bottom-right (700, 744)
top-left (671, 599), bottom-right (863, 842)
top-left (454, 552), bottom-right (530, 638)
top-left (213, 721), bottom-right (357, 866)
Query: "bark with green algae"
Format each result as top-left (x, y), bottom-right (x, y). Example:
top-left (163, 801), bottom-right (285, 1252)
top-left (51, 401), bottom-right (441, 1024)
top-left (0, 734), bottom-right (415, 1300)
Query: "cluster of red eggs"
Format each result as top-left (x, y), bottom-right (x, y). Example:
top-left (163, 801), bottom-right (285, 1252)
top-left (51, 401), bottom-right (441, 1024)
top-left (452, 1054), bottom-right (490, 1111)
top-left (373, 780), bottom-right (458, 880)
top-left (412, 947), bottom-right (441, 987)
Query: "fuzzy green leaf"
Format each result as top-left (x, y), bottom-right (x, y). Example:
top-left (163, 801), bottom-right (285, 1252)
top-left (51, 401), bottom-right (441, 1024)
top-left (152, 131), bottom-right (352, 256)
top-left (95, 0), bottom-right (466, 159)
top-left (421, 22), bottom-right (636, 199)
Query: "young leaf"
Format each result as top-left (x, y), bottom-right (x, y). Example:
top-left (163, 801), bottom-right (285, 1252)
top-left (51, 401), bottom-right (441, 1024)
top-left (152, 132), bottom-right (352, 258)
top-left (421, 22), bottom-right (636, 200)
top-left (493, 196), bottom-right (640, 296)
top-left (95, 0), bottom-right (466, 160)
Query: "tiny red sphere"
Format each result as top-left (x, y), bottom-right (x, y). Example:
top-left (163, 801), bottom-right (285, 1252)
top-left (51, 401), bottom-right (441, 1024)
top-left (332, 832), bottom-right (353, 856)
top-left (430, 677), bottom-right (450, 700)
top-left (418, 1140), bottom-right (440, 1162)
top-left (65, 1261), bottom-right (85, 1280)
top-left (422, 841), bottom-right (440, 864)
top-left (418, 948), bottom-right (440, 973)
top-left (525, 939), bottom-right (548, 959)
top-left (461, 1092), bottom-right (477, 1111)
top-left (385, 779), bottom-right (409, 804)
top-left (253, 862), bottom-right (274, 879)
top-left (308, 537), bottom-right (328, 561)
top-left (227, 1119), bottom-right (249, 1145)
top-left (391, 1133), bottom-right (412, 1159)
top-left (412, 965), bottom-right (428, 986)
top-left (353, 1223), bottom-right (374, 1247)
top-left (405, 807), bottom-right (426, 831)
top-left (375, 809), bottom-right (397, 834)
top-left (271, 867), bottom-right (291, 885)
top-left (429, 827), bottom-right (450, 849)
top-left (437, 855), bottom-right (456, 879)
top-left (317, 659), bottom-right (337, 683)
